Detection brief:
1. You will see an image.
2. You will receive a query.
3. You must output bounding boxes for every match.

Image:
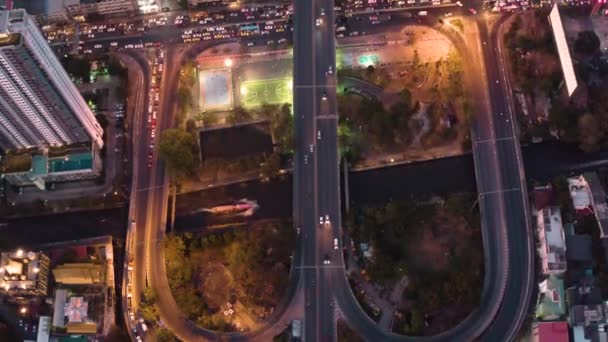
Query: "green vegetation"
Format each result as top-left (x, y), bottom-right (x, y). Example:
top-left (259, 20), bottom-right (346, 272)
top-left (177, 61), bottom-right (198, 127)
top-left (155, 327), bottom-right (179, 342)
top-left (159, 128), bottom-right (199, 180)
top-left (64, 55), bottom-right (91, 81)
top-left (139, 287), bottom-right (160, 323)
top-left (504, 12), bottom-right (560, 95)
top-left (338, 88), bottom-right (417, 162)
top-left (348, 194), bottom-right (483, 335)
top-left (164, 222), bottom-right (295, 331)
top-left (505, 13), bottom-right (608, 151)
top-left (223, 103), bottom-right (294, 155)
top-left (574, 30), bottom-right (600, 56)
top-left (450, 19), bottom-right (464, 33)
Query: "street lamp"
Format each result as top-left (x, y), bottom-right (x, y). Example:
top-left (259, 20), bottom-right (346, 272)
top-left (224, 58), bottom-right (233, 67)
top-left (20, 307), bottom-right (27, 315)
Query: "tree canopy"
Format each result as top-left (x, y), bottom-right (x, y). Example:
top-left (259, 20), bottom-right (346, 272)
top-left (158, 129), bottom-right (197, 179)
top-left (574, 30), bottom-right (600, 56)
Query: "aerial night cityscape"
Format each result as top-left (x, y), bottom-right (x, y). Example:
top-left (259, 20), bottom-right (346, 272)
top-left (0, 0), bottom-right (608, 341)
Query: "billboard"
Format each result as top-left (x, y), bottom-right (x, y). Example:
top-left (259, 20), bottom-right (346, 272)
top-left (549, 4), bottom-right (578, 97)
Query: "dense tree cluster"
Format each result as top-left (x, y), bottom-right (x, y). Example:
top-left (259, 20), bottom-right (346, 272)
top-left (348, 194), bottom-right (483, 336)
top-left (338, 88), bottom-right (418, 161)
top-left (162, 222), bottom-right (295, 331)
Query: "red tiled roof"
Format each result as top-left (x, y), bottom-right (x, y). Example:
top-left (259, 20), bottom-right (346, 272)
top-left (534, 186), bottom-right (555, 210)
top-left (536, 322), bottom-right (569, 342)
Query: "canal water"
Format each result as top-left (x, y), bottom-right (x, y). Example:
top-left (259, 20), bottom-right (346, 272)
top-left (174, 141), bottom-right (608, 232)
top-left (2, 142), bottom-right (607, 240)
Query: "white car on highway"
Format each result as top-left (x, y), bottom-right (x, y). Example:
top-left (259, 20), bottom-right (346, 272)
top-left (334, 238), bottom-right (339, 250)
top-left (319, 216), bottom-right (324, 225)
top-left (309, 144), bottom-right (314, 153)
top-left (325, 214), bottom-right (330, 224)
top-left (316, 18), bottom-right (323, 26)
top-left (317, 130), bottom-right (321, 140)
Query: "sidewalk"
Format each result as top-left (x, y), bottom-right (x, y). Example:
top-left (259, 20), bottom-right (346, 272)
top-left (351, 142), bottom-right (464, 172)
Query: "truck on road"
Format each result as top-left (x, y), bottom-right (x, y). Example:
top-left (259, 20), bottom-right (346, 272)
top-left (292, 320), bottom-right (301, 340)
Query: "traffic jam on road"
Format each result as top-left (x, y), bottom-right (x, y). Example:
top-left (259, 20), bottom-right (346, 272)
top-left (148, 50), bottom-right (163, 168)
top-left (46, 0), bottom-right (495, 56)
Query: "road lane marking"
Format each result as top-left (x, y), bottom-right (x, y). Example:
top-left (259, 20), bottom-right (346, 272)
top-left (475, 136), bottom-right (515, 144)
top-left (479, 188), bottom-right (521, 197)
top-left (294, 85), bottom-right (337, 88)
top-left (317, 115), bottom-right (338, 120)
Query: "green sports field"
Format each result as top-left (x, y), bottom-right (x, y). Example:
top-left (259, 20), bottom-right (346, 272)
top-left (239, 78), bottom-right (293, 108)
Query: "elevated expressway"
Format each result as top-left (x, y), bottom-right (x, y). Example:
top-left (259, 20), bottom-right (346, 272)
top-left (121, 9), bottom-right (533, 342)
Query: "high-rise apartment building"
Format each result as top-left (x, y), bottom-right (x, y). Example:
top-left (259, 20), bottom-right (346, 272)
top-left (0, 9), bottom-right (103, 152)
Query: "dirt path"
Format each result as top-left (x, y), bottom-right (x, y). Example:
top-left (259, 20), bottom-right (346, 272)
top-left (409, 102), bottom-right (431, 147)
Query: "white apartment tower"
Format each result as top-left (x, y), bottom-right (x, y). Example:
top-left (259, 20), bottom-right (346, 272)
top-left (0, 9), bottom-right (103, 152)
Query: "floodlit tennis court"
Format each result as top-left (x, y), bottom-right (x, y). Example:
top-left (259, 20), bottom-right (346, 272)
top-left (199, 69), bottom-right (233, 111)
top-left (239, 78), bottom-right (293, 108)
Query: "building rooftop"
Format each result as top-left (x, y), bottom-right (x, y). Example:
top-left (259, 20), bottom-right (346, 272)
top-left (537, 206), bottom-right (567, 274)
top-left (533, 321), bottom-right (569, 342)
top-left (569, 173), bottom-right (608, 238)
top-left (537, 275), bottom-right (566, 320)
top-left (569, 175), bottom-right (594, 212)
top-left (0, 152), bottom-right (32, 173)
top-left (566, 234), bottom-right (593, 262)
top-left (0, 249), bottom-right (50, 298)
top-left (52, 263), bottom-right (103, 285)
top-left (570, 304), bottom-right (607, 327)
top-left (534, 184), bottom-right (555, 211)
top-left (200, 120), bottom-right (273, 161)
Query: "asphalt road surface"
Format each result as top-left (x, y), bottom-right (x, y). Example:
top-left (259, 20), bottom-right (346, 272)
top-left (117, 7), bottom-right (534, 342)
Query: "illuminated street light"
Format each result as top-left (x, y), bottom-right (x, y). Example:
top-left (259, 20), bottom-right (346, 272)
top-left (20, 307), bottom-right (27, 314)
top-left (16, 249), bottom-right (23, 257)
top-left (224, 58), bottom-right (233, 67)
top-left (240, 85), bottom-right (248, 95)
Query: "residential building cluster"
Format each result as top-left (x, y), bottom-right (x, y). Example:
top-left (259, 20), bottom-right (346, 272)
top-left (0, 236), bottom-right (116, 341)
top-left (532, 172), bottom-right (608, 342)
top-left (0, 9), bottom-right (103, 189)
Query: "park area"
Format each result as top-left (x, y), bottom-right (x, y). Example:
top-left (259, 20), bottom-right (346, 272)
top-left (335, 26), bottom-right (471, 167)
top-left (346, 193), bottom-right (483, 335)
top-left (158, 221), bottom-right (295, 332)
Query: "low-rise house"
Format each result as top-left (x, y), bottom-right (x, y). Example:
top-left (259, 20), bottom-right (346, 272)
top-left (536, 275), bottom-right (566, 320)
top-left (532, 321), bottom-right (570, 342)
top-left (566, 233), bottom-right (593, 265)
top-left (568, 173), bottom-right (608, 238)
top-left (537, 206), bottom-right (567, 275)
top-left (567, 274), bottom-right (608, 341)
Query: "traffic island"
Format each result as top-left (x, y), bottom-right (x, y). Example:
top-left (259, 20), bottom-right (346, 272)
top-left (162, 220), bottom-right (295, 332)
top-left (345, 193), bottom-right (483, 335)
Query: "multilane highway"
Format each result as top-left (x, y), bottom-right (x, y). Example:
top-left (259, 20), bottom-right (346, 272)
top-left (117, 5), bottom-right (533, 342)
